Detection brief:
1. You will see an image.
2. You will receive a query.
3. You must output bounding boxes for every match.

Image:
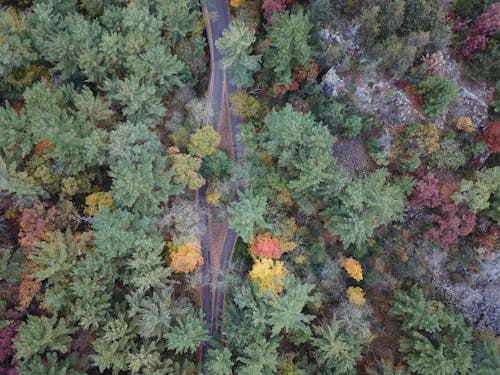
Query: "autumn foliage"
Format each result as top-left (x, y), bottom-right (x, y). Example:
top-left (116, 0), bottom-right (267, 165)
top-left (249, 258), bottom-right (287, 293)
top-left (169, 241), bottom-right (204, 273)
top-left (251, 233), bottom-right (282, 259)
top-left (347, 286), bottom-right (366, 306)
top-left (339, 257), bottom-right (363, 282)
top-left (17, 201), bottom-right (76, 255)
top-left (425, 202), bottom-right (476, 251)
top-left (262, 0), bottom-right (298, 24)
top-left (461, 3), bottom-right (500, 58)
top-left (250, 232), bottom-right (296, 259)
top-left (410, 172), bottom-right (441, 208)
top-left (455, 116), bottom-right (474, 133)
top-left (410, 173), bottom-right (477, 250)
top-left (84, 192), bottom-right (114, 216)
top-left (481, 121), bottom-right (500, 153)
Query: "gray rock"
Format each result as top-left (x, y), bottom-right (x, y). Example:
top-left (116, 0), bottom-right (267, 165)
top-left (321, 67), bottom-right (346, 98)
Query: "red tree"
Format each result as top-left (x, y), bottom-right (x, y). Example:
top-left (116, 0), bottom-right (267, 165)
top-left (482, 121), bottom-right (500, 153)
top-left (425, 202), bottom-right (476, 251)
top-left (250, 233), bottom-right (283, 259)
top-left (0, 321), bottom-right (20, 375)
top-left (461, 3), bottom-right (500, 58)
top-left (410, 172), bottom-right (442, 208)
top-left (262, 0), bottom-right (298, 24)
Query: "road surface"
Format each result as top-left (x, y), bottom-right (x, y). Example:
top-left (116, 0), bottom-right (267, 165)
top-left (199, 0), bottom-right (244, 362)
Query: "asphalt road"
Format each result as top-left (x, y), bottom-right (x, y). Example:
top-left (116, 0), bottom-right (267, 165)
top-left (199, 0), bottom-right (244, 363)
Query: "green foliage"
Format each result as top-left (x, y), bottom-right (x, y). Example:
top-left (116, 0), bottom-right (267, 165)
top-left (261, 104), bottom-right (336, 195)
top-left (228, 189), bottom-right (271, 243)
top-left (314, 95), bottom-right (372, 138)
top-left (391, 286), bottom-right (443, 333)
top-left (216, 19), bottom-right (261, 87)
top-left (429, 139), bottom-right (466, 170)
top-left (236, 336), bottom-right (280, 375)
top-left (14, 315), bottom-right (75, 361)
top-left (108, 123), bottom-right (178, 216)
top-left (167, 313), bottom-right (209, 355)
top-left (308, 0), bottom-right (335, 24)
top-left (325, 169), bottom-right (407, 253)
top-left (371, 32), bottom-right (430, 76)
top-left (201, 150), bottom-right (233, 179)
top-left (17, 352), bottom-right (85, 375)
top-left (0, 9), bottom-right (36, 76)
top-left (473, 340), bottom-right (500, 375)
top-left (391, 286), bottom-right (473, 375)
top-left (264, 8), bottom-right (313, 84)
top-left (0, 83), bottom-right (104, 174)
top-left (415, 77), bottom-right (459, 119)
top-left (157, 0), bottom-right (201, 44)
top-left (452, 0), bottom-right (486, 19)
top-left (91, 316), bottom-right (134, 374)
top-left (268, 278), bottom-right (314, 337)
top-left (452, 166), bottom-right (500, 222)
top-left (205, 348), bottom-right (234, 375)
top-left (311, 318), bottom-right (364, 375)
top-left (30, 230), bottom-right (89, 281)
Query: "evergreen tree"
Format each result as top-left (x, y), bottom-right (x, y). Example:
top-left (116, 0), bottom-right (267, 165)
top-left (167, 313), bottom-right (209, 355)
top-left (267, 277), bottom-right (314, 338)
top-left (415, 77), bottom-right (459, 119)
top-left (264, 8), bottom-right (313, 84)
top-left (228, 189), bottom-right (271, 243)
top-left (216, 20), bottom-right (261, 87)
top-left (205, 348), bottom-right (234, 375)
top-left (261, 104), bottom-right (335, 195)
top-left (391, 286), bottom-right (474, 375)
top-left (236, 336), bottom-right (280, 375)
top-left (311, 318), bottom-right (364, 375)
top-left (325, 169), bottom-right (407, 253)
top-left (108, 122), bottom-right (178, 216)
top-left (14, 315), bottom-right (74, 362)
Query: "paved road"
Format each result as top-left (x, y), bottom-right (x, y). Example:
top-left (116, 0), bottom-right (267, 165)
top-left (199, 0), bottom-right (244, 362)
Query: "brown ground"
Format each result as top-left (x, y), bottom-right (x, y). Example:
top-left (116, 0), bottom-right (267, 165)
top-left (207, 80), bottom-right (234, 285)
top-left (333, 135), bottom-right (375, 176)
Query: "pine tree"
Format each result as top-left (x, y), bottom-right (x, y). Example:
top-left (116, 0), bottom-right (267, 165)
top-left (14, 315), bottom-right (75, 362)
top-left (415, 77), bottom-right (459, 119)
top-left (205, 348), bottom-right (234, 375)
top-left (267, 277), bottom-right (314, 337)
top-left (108, 123), bottom-right (177, 216)
top-left (325, 169), bottom-right (407, 253)
top-left (229, 189), bottom-right (271, 243)
top-left (261, 104), bottom-right (335, 195)
top-left (167, 313), bottom-right (209, 355)
top-left (391, 286), bottom-right (473, 375)
top-left (264, 8), bottom-right (313, 85)
top-left (311, 318), bottom-right (364, 375)
top-left (236, 336), bottom-right (280, 375)
top-left (216, 20), bottom-right (261, 87)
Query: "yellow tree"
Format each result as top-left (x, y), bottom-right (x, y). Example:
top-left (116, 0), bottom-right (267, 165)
top-left (347, 287), bottom-right (366, 306)
top-left (84, 192), bottom-right (114, 216)
top-left (249, 258), bottom-right (287, 294)
top-left (169, 147), bottom-right (205, 190)
top-left (339, 257), bottom-right (363, 281)
top-left (169, 241), bottom-right (204, 273)
top-left (187, 126), bottom-right (220, 158)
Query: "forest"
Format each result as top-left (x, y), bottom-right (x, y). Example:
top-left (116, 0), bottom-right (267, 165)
top-left (0, 0), bottom-right (499, 374)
